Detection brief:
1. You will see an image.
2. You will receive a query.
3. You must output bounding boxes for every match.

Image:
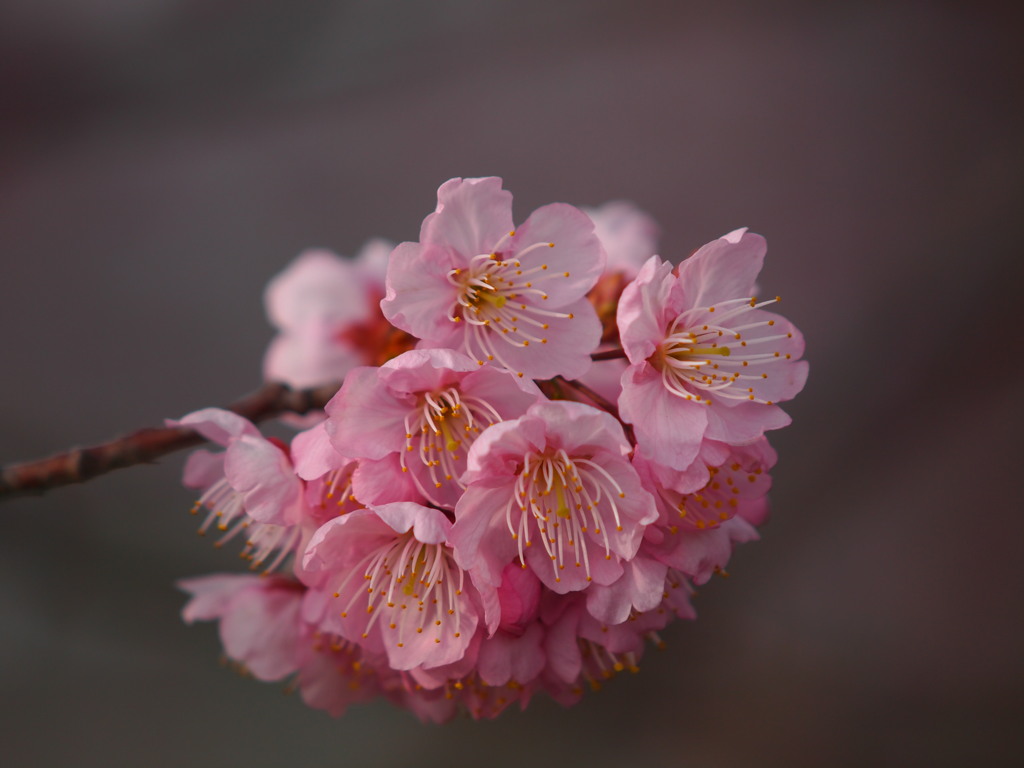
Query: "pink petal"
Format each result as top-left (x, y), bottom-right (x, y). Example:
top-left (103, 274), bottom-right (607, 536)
top-left (220, 583), bottom-right (302, 681)
top-left (468, 295), bottom-right (602, 380)
top-left (291, 422), bottom-right (346, 481)
top-left (380, 241), bottom-right (461, 341)
top-left (619, 363), bottom-right (708, 470)
top-left (510, 202), bottom-right (605, 305)
top-left (224, 435), bottom-right (302, 525)
top-left (676, 229), bottom-right (765, 310)
top-left (325, 366), bottom-right (412, 460)
top-left (477, 624), bottom-right (546, 686)
top-left (585, 201), bottom-right (659, 278)
top-left (371, 501), bottom-right (451, 545)
top-left (169, 408), bottom-right (258, 446)
top-left (617, 255), bottom-right (678, 364)
top-left (420, 177), bottom-right (514, 257)
top-left (178, 573), bottom-right (260, 623)
top-left (264, 249), bottom-right (370, 333)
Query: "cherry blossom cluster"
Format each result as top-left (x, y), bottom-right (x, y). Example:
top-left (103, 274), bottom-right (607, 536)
top-left (176, 177), bottom-right (807, 721)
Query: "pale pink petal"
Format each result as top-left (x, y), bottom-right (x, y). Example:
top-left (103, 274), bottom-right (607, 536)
top-left (351, 455), bottom-right (422, 505)
top-left (450, 483), bottom-right (520, 589)
top-left (510, 202), bottom-right (606, 305)
top-left (524, 400), bottom-right (632, 458)
top-left (477, 624), bottom-right (545, 687)
top-left (291, 422), bottom-right (346, 481)
top-left (420, 177), bottom-right (514, 257)
top-left (526, 537), bottom-right (623, 594)
top-left (169, 408), bottom-right (258, 446)
top-left (703, 400), bottom-right (791, 444)
top-left (262, 332), bottom-right (360, 389)
top-left (220, 583), bottom-right (302, 681)
top-left (676, 229), bottom-right (765, 309)
top-left (619, 363), bottom-right (707, 470)
top-left (577, 358), bottom-right (627, 404)
top-left (325, 366), bottom-right (412, 460)
top-left (371, 502), bottom-right (451, 545)
top-left (617, 255), bottom-right (679, 363)
top-left (224, 435), bottom-right (302, 525)
top-left (375, 347), bottom-right (479, 394)
top-left (470, 295), bottom-right (602, 380)
top-left (182, 449), bottom-right (224, 489)
top-left (585, 554), bottom-right (668, 625)
top-left (380, 241), bottom-right (461, 341)
top-left (585, 201), bottom-right (659, 278)
top-left (264, 249), bottom-right (370, 333)
top-left (461, 418), bottom-right (547, 485)
top-left (178, 573), bottom-right (260, 623)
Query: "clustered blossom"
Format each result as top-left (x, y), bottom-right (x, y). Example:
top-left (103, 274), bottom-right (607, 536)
top-left (176, 177), bottom-right (807, 721)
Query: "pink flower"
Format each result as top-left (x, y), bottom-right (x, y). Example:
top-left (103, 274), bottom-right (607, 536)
top-left (171, 408), bottom-right (306, 571)
top-left (179, 573), bottom-right (304, 681)
top-left (381, 177), bottom-right (605, 379)
top-left (325, 348), bottom-right (540, 509)
top-left (303, 502), bottom-right (499, 672)
top-left (450, 400), bottom-right (657, 594)
top-left (636, 437), bottom-right (775, 583)
top-left (618, 230), bottom-right (808, 469)
top-left (263, 241), bottom-right (414, 388)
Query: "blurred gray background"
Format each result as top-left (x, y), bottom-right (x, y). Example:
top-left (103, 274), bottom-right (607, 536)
top-left (2, 1), bottom-right (1022, 766)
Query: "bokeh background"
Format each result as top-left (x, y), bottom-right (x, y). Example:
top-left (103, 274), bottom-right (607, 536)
top-left (2, 1), bottom-right (1022, 765)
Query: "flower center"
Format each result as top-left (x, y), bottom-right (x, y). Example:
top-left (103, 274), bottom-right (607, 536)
top-left (652, 296), bottom-right (791, 405)
top-left (336, 533), bottom-right (465, 648)
top-left (505, 449), bottom-right (626, 584)
top-left (401, 386), bottom-right (502, 505)
top-left (445, 232), bottom-right (575, 376)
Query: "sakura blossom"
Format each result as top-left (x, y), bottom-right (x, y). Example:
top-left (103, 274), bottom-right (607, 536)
top-left (450, 400), bottom-right (658, 593)
top-left (618, 229), bottom-right (808, 469)
top-left (303, 502), bottom-right (499, 672)
top-left (381, 177), bottom-right (606, 380)
top-left (168, 179), bottom-right (807, 722)
top-left (324, 348), bottom-right (540, 509)
top-left (264, 240), bottom-right (414, 389)
top-left (171, 408), bottom-right (307, 572)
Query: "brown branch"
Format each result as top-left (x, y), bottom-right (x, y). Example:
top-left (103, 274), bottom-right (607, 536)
top-left (590, 347), bottom-right (626, 361)
top-left (0, 381), bottom-right (340, 502)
